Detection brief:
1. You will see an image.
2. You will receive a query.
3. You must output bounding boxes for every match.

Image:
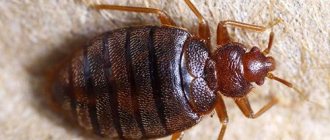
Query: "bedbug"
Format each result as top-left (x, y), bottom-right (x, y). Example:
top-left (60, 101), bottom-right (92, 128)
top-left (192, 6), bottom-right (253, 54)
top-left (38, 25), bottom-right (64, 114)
top-left (47, 0), bottom-right (295, 139)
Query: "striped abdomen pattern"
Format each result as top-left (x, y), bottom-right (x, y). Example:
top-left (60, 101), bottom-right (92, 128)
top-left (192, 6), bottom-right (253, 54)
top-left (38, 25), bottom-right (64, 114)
top-left (51, 26), bottom-right (205, 139)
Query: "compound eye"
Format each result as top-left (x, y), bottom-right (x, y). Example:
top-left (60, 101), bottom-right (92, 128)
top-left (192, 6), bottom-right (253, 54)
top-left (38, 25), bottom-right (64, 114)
top-left (266, 57), bottom-right (276, 71)
top-left (250, 47), bottom-right (260, 52)
top-left (255, 78), bottom-right (265, 85)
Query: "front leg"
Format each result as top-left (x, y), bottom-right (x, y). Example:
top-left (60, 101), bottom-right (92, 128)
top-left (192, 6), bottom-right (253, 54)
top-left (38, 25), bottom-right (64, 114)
top-left (216, 19), bottom-right (281, 46)
top-left (234, 95), bottom-right (278, 118)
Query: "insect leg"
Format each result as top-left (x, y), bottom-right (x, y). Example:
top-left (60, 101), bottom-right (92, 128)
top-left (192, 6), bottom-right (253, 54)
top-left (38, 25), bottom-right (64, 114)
top-left (216, 20), bottom-right (281, 46)
top-left (171, 132), bottom-right (184, 140)
top-left (234, 95), bottom-right (278, 118)
top-left (90, 5), bottom-right (176, 26)
top-left (184, 0), bottom-right (211, 47)
top-left (216, 21), bottom-right (232, 46)
top-left (215, 94), bottom-right (228, 140)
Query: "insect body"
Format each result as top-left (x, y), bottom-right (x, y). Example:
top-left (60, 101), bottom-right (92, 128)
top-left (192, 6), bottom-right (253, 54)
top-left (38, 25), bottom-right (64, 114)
top-left (48, 0), bottom-right (293, 139)
top-left (52, 26), bottom-right (215, 139)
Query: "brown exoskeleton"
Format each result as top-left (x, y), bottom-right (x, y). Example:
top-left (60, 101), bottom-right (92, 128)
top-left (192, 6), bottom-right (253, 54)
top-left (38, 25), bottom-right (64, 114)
top-left (47, 0), bottom-right (295, 139)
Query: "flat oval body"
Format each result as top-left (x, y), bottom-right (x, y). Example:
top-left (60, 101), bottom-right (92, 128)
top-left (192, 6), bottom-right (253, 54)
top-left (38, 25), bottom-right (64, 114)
top-left (49, 26), bottom-right (217, 139)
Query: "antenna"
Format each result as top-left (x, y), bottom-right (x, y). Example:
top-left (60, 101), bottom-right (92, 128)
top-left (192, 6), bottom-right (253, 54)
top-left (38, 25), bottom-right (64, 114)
top-left (263, 31), bottom-right (274, 55)
top-left (266, 73), bottom-right (309, 102)
top-left (266, 73), bottom-right (292, 87)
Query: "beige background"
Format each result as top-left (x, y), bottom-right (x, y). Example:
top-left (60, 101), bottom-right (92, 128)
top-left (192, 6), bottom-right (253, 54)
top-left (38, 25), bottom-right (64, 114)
top-left (0, 0), bottom-right (329, 140)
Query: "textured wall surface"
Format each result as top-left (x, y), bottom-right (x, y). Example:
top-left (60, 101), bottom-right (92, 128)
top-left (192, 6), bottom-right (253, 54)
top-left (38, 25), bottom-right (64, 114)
top-left (0, 0), bottom-right (329, 140)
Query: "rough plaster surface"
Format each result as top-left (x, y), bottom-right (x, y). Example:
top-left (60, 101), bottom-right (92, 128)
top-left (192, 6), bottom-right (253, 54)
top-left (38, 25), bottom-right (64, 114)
top-left (0, 0), bottom-right (329, 140)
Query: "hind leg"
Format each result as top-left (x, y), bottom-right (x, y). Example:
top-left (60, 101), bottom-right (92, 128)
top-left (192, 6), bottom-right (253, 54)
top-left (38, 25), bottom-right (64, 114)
top-left (171, 132), bottom-right (184, 140)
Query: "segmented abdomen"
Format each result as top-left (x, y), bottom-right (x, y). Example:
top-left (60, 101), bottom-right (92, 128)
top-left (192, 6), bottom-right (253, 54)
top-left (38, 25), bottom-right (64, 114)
top-left (51, 26), bottom-right (200, 139)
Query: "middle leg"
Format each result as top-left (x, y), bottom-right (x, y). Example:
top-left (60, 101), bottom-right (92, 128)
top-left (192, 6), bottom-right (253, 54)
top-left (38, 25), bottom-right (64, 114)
top-left (90, 5), bottom-right (176, 26)
top-left (215, 93), bottom-right (229, 140)
top-left (184, 0), bottom-right (211, 47)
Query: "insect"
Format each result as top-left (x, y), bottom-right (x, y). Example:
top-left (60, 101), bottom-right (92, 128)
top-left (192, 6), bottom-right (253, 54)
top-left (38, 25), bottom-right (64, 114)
top-left (47, 0), bottom-right (294, 139)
